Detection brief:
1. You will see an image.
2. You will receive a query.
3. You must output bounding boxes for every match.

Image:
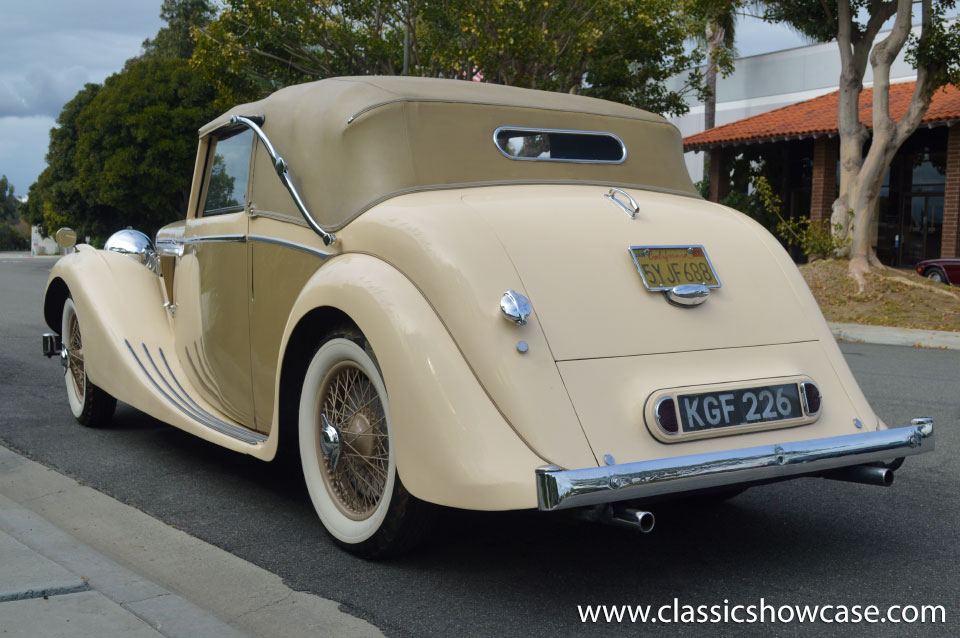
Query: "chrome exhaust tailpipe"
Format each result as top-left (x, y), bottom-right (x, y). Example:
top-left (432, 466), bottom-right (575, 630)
top-left (610, 507), bottom-right (655, 533)
top-left (823, 464), bottom-right (894, 487)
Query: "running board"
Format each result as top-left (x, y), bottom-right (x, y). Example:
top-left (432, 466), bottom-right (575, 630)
top-left (125, 340), bottom-right (267, 445)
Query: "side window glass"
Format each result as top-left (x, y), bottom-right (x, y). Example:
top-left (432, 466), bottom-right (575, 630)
top-left (202, 129), bottom-right (252, 216)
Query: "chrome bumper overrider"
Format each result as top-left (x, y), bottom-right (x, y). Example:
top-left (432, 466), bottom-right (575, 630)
top-left (536, 420), bottom-right (934, 511)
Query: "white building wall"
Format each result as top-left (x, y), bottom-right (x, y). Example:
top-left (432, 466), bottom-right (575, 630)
top-left (31, 225), bottom-right (59, 256)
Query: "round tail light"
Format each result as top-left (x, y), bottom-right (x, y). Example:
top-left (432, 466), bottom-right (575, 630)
top-left (655, 397), bottom-right (679, 434)
top-left (801, 382), bottom-right (821, 415)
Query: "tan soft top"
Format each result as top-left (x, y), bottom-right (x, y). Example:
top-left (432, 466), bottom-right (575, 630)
top-left (202, 76), bottom-right (698, 230)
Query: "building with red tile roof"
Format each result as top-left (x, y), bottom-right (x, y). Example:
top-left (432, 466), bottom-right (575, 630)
top-left (682, 81), bottom-right (959, 264)
top-left (684, 82), bottom-right (960, 151)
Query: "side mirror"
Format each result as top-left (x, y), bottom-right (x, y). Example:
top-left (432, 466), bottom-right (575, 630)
top-left (55, 228), bottom-right (77, 249)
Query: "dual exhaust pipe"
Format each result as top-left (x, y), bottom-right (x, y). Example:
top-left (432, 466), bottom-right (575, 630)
top-left (822, 463), bottom-right (895, 487)
top-left (585, 462), bottom-right (897, 535)
top-left (607, 506), bottom-right (656, 534)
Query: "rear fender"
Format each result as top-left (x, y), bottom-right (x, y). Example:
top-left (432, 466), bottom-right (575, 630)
top-left (276, 253), bottom-right (544, 510)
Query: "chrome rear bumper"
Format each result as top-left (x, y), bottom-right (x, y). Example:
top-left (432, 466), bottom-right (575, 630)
top-left (536, 420), bottom-right (934, 511)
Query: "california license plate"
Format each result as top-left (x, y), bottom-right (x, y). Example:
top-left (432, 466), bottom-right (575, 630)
top-left (629, 246), bottom-right (721, 291)
top-left (678, 383), bottom-right (803, 433)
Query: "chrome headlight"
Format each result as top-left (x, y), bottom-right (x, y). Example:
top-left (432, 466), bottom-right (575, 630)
top-left (105, 229), bottom-right (158, 272)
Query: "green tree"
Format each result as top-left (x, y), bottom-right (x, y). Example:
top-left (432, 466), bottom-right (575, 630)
top-left (23, 60), bottom-right (218, 239)
top-left (74, 59), bottom-right (219, 236)
top-left (21, 84), bottom-right (103, 235)
top-left (687, 0), bottom-right (743, 130)
top-left (0, 175), bottom-right (28, 251)
top-left (141, 0), bottom-right (217, 60)
top-left (760, 0), bottom-right (960, 289)
top-left (0, 175), bottom-right (18, 222)
top-left (194, 0), bottom-right (706, 115)
top-left (194, 0), bottom-right (410, 107)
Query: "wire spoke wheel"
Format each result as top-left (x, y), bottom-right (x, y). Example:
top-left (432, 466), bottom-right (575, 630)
top-left (61, 297), bottom-right (116, 427)
top-left (67, 310), bottom-right (85, 400)
top-left (300, 336), bottom-right (431, 557)
top-left (318, 361), bottom-right (390, 519)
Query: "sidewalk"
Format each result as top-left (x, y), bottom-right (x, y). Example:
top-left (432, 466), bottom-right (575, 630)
top-left (828, 322), bottom-right (960, 350)
top-left (0, 446), bottom-right (383, 638)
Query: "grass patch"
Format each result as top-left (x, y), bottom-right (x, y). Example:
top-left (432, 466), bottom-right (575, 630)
top-left (799, 259), bottom-right (960, 332)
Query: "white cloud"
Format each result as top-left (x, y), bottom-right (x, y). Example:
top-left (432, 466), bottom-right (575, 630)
top-left (0, 116), bottom-right (57, 196)
top-left (0, 1), bottom-right (164, 192)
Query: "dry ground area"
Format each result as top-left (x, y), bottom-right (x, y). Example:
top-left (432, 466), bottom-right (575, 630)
top-left (799, 259), bottom-right (960, 332)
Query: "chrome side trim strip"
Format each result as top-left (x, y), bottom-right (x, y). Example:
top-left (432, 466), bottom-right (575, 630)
top-left (493, 126), bottom-right (627, 164)
top-left (536, 423), bottom-right (935, 511)
top-left (125, 340), bottom-right (266, 445)
top-left (229, 115), bottom-right (337, 246)
top-left (180, 234), bottom-right (247, 244)
top-left (247, 234), bottom-right (332, 259)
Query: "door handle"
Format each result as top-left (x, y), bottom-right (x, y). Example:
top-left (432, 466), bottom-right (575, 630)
top-left (156, 239), bottom-right (184, 258)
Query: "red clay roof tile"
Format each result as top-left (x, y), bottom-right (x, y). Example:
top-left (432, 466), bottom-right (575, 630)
top-left (683, 81), bottom-right (960, 150)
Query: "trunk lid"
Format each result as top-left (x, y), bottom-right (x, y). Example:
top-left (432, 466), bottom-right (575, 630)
top-left (463, 185), bottom-right (817, 361)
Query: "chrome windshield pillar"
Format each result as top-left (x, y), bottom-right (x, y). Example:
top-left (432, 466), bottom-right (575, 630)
top-left (229, 115), bottom-right (337, 246)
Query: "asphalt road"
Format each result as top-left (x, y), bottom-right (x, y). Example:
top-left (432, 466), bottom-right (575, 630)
top-left (1, 255), bottom-right (957, 637)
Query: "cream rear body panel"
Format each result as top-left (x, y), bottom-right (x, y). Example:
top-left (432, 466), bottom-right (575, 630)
top-left (557, 341), bottom-right (879, 465)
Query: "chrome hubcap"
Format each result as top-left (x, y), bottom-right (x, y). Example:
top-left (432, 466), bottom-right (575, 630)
top-left (319, 414), bottom-right (342, 472)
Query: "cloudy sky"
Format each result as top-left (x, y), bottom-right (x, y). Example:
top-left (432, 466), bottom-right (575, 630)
top-left (0, 1), bottom-right (163, 196)
top-left (0, 2), bottom-right (815, 197)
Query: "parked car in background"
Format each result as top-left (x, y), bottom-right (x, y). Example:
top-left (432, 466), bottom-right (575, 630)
top-left (41, 77), bottom-right (934, 558)
top-left (916, 257), bottom-right (960, 285)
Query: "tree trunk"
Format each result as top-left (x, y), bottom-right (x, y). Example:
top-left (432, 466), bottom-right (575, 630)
top-left (702, 20), bottom-right (724, 176)
top-left (846, 135), bottom-right (896, 283)
top-left (704, 20), bottom-right (724, 130)
top-left (842, 0), bottom-right (931, 290)
top-left (830, 79), bottom-right (866, 249)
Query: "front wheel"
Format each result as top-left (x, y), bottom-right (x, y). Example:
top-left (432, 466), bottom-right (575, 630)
top-left (298, 337), bottom-right (432, 558)
top-left (61, 298), bottom-right (116, 427)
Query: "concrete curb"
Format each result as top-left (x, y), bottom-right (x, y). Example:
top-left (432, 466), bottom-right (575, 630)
top-left (0, 252), bottom-right (60, 260)
top-left (829, 322), bottom-right (960, 350)
top-left (0, 446), bottom-right (384, 638)
top-left (0, 495), bottom-right (247, 638)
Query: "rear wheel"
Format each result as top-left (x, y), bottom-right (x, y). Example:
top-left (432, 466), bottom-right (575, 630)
top-left (298, 336), bottom-right (432, 558)
top-left (925, 267), bottom-right (946, 284)
top-left (61, 298), bottom-right (116, 427)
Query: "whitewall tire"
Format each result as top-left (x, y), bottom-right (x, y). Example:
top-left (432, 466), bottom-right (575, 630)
top-left (61, 297), bottom-right (116, 427)
top-left (298, 336), bottom-right (432, 558)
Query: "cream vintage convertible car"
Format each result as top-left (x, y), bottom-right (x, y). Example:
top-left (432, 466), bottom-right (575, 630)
top-left (41, 77), bottom-right (934, 557)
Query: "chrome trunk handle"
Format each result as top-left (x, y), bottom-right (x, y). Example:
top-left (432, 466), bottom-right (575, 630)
top-left (230, 115), bottom-right (337, 246)
top-left (604, 187), bottom-right (640, 219)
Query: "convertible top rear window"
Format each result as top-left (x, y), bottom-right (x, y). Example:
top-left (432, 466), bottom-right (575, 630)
top-left (494, 127), bottom-right (626, 164)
